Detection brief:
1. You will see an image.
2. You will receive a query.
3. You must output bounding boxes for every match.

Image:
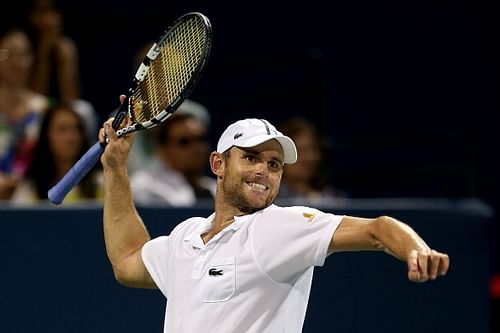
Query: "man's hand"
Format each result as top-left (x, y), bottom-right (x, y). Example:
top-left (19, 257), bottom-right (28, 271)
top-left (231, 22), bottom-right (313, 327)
top-left (407, 249), bottom-right (450, 282)
top-left (99, 95), bottom-right (135, 172)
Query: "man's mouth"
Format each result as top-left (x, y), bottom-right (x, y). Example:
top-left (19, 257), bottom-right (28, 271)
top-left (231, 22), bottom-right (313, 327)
top-left (247, 181), bottom-right (268, 191)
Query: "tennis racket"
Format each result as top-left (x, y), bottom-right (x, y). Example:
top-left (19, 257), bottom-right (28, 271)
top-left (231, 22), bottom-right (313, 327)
top-left (48, 12), bottom-right (212, 204)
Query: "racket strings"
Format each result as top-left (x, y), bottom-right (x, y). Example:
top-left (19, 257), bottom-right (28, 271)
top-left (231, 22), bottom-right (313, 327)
top-left (134, 17), bottom-right (208, 123)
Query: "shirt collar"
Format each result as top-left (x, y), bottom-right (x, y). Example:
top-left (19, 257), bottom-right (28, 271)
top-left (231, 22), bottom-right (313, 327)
top-left (231, 214), bottom-right (252, 231)
top-left (182, 211), bottom-right (258, 247)
top-left (183, 213), bottom-right (215, 243)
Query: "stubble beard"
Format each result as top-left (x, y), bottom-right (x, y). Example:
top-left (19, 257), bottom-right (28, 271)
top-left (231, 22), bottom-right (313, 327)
top-left (221, 176), bottom-right (275, 214)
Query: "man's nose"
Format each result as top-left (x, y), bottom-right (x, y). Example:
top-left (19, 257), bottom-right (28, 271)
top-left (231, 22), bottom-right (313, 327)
top-left (255, 161), bottom-right (269, 176)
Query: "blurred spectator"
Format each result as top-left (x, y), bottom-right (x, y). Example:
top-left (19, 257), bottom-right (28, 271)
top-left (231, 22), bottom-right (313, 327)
top-left (26, 0), bottom-right (99, 142)
top-left (11, 103), bottom-right (103, 205)
top-left (127, 98), bottom-right (211, 174)
top-left (276, 117), bottom-right (347, 205)
top-left (0, 25), bottom-right (49, 200)
top-left (130, 101), bottom-right (215, 206)
top-left (27, 0), bottom-right (78, 104)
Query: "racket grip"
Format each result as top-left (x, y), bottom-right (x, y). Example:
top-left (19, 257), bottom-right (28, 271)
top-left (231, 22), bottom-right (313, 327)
top-left (48, 142), bottom-right (104, 205)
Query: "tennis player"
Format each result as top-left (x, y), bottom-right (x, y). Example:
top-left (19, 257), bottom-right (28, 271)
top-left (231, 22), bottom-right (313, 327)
top-left (99, 117), bottom-right (449, 333)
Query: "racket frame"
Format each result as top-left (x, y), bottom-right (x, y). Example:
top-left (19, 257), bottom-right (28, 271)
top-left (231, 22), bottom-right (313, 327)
top-left (113, 12), bottom-right (212, 137)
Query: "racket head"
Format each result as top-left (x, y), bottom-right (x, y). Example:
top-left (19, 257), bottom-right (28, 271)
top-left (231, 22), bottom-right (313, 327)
top-left (116, 12), bottom-right (212, 137)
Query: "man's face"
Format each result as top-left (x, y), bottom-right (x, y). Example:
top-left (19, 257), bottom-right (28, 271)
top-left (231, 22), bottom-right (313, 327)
top-left (0, 31), bottom-right (33, 86)
top-left (48, 108), bottom-right (84, 164)
top-left (220, 140), bottom-right (284, 213)
top-left (161, 117), bottom-right (209, 176)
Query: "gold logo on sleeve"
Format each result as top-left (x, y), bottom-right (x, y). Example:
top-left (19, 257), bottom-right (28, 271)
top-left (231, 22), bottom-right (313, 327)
top-left (302, 212), bottom-right (317, 222)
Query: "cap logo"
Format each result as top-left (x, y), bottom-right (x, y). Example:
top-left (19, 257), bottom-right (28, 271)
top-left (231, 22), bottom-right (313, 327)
top-left (233, 133), bottom-right (243, 139)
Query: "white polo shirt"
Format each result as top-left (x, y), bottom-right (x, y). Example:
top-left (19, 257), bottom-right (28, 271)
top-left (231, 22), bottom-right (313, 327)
top-left (141, 204), bottom-right (343, 333)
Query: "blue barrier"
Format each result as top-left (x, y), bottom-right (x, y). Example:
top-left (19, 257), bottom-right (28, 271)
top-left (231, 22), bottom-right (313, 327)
top-left (0, 198), bottom-right (493, 332)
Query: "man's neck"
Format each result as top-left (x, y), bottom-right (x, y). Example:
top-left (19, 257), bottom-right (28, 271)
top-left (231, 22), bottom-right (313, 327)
top-left (202, 199), bottom-right (248, 244)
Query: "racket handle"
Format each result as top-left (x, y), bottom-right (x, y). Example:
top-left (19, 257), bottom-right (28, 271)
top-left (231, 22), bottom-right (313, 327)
top-left (48, 142), bottom-right (104, 205)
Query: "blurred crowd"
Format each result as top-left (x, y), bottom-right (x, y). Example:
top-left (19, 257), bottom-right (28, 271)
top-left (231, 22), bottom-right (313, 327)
top-left (0, 1), bottom-right (348, 208)
top-left (0, 0), bottom-right (100, 205)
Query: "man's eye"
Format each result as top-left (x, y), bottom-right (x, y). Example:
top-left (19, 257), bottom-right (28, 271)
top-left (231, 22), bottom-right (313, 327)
top-left (269, 161), bottom-right (281, 170)
top-left (245, 155), bottom-right (256, 162)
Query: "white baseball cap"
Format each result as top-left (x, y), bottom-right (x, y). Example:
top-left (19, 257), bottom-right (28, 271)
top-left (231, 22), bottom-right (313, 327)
top-left (216, 118), bottom-right (297, 164)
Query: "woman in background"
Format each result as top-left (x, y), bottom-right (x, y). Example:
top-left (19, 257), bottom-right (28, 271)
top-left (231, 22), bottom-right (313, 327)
top-left (0, 26), bottom-right (48, 200)
top-left (11, 103), bottom-right (102, 204)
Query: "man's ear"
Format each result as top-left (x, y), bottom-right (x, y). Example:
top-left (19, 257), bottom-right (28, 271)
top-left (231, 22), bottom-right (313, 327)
top-left (210, 151), bottom-right (224, 179)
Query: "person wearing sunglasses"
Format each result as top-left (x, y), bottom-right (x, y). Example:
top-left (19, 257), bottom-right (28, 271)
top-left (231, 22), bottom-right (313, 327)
top-left (130, 100), bottom-right (215, 206)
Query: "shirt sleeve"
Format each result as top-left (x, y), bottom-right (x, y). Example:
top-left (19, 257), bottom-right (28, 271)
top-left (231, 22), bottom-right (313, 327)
top-left (252, 205), bottom-right (343, 283)
top-left (141, 236), bottom-right (170, 298)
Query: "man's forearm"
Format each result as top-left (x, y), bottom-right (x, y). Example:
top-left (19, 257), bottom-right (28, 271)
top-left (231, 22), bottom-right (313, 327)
top-left (103, 169), bottom-right (150, 271)
top-left (372, 216), bottom-right (430, 260)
